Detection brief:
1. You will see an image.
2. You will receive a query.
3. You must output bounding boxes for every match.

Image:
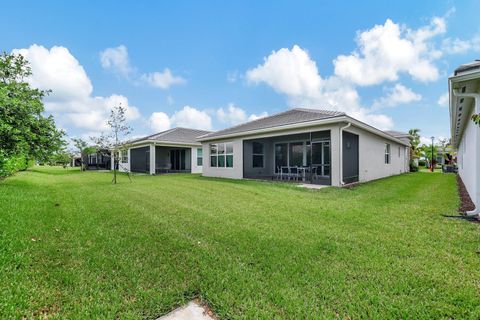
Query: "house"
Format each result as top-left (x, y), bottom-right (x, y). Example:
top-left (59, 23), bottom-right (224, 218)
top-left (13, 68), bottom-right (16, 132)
top-left (197, 108), bottom-right (410, 186)
top-left (71, 150), bottom-right (111, 170)
top-left (449, 60), bottom-right (480, 216)
top-left (112, 127), bottom-right (211, 174)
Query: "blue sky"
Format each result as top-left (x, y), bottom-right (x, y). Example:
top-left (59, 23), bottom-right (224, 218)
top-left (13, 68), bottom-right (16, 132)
top-left (2, 1), bottom-right (480, 144)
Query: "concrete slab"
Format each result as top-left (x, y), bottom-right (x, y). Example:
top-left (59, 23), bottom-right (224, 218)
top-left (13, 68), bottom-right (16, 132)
top-left (297, 183), bottom-right (327, 190)
top-left (156, 301), bottom-right (215, 320)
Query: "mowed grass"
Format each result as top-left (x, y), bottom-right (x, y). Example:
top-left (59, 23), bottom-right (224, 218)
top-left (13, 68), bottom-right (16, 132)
top-left (0, 167), bottom-right (479, 319)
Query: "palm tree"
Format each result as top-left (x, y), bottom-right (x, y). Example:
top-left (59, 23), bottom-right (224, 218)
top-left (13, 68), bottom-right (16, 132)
top-left (408, 128), bottom-right (421, 161)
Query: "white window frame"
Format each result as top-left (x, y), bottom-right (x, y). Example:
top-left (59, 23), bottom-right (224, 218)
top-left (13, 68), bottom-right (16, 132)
top-left (209, 142), bottom-right (233, 168)
top-left (252, 142), bottom-right (264, 168)
top-left (120, 150), bottom-right (128, 163)
top-left (197, 148), bottom-right (203, 166)
top-left (385, 143), bottom-right (391, 164)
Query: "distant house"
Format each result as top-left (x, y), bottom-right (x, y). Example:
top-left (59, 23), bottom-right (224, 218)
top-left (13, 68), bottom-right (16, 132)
top-left (197, 108), bottom-right (410, 186)
top-left (113, 127), bottom-right (211, 174)
top-left (449, 60), bottom-right (480, 216)
top-left (71, 150), bottom-right (111, 170)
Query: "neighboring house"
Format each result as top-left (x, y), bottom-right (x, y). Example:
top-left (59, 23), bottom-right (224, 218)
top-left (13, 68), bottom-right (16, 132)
top-left (84, 150), bottom-right (111, 170)
top-left (197, 108), bottom-right (410, 186)
top-left (449, 60), bottom-right (480, 216)
top-left (113, 127), bottom-right (211, 174)
top-left (71, 150), bottom-right (111, 170)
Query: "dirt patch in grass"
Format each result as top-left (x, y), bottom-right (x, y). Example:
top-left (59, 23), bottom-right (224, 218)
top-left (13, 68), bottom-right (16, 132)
top-left (457, 175), bottom-right (476, 214)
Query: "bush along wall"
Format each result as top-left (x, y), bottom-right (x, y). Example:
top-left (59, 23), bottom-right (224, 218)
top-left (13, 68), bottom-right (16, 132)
top-left (0, 153), bottom-right (32, 178)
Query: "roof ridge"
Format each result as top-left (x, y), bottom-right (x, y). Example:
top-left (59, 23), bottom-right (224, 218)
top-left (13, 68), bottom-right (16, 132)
top-left (292, 107), bottom-right (345, 115)
top-left (200, 107), bottom-right (345, 140)
top-left (203, 108), bottom-right (295, 137)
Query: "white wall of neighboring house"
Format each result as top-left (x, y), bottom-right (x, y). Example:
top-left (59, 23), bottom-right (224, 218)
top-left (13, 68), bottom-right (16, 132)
top-left (111, 149), bottom-right (131, 172)
top-left (457, 113), bottom-right (479, 208)
top-left (346, 126), bottom-right (409, 183)
top-left (191, 147), bottom-right (203, 174)
top-left (202, 138), bottom-right (244, 179)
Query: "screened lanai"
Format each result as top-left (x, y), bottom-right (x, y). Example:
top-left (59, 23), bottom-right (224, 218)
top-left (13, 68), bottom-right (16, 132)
top-left (243, 130), bottom-right (331, 185)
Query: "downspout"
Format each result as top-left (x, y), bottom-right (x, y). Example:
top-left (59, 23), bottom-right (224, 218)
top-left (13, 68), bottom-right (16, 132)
top-left (339, 122), bottom-right (351, 186)
top-left (452, 89), bottom-right (480, 216)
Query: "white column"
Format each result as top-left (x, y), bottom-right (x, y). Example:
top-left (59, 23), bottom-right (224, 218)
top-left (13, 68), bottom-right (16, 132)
top-left (149, 144), bottom-right (156, 175)
top-left (111, 150), bottom-right (115, 170)
top-left (330, 125), bottom-right (341, 187)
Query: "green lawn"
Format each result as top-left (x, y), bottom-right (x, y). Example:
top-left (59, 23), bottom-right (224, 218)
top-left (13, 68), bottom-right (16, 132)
top-left (0, 167), bottom-right (479, 319)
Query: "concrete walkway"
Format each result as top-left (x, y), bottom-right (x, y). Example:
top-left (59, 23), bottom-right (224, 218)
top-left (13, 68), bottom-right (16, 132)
top-left (297, 183), bottom-right (327, 190)
top-left (157, 301), bottom-right (215, 320)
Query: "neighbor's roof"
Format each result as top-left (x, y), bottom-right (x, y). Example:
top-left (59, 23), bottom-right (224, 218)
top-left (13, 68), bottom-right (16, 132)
top-left (454, 60), bottom-right (480, 76)
top-left (198, 108), bottom-right (345, 140)
top-left (384, 130), bottom-right (410, 138)
top-left (385, 130), bottom-right (411, 145)
top-left (128, 127), bottom-right (212, 146)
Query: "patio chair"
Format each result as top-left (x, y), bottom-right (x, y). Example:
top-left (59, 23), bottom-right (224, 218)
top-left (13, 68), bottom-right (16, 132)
top-left (289, 166), bottom-right (301, 181)
top-left (280, 166), bottom-right (290, 180)
top-left (274, 166), bottom-right (282, 180)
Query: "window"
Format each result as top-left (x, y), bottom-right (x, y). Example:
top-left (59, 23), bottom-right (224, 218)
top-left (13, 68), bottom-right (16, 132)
top-left (289, 142), bottom-right (304, 167)
top-left (210, 144), bottom-right (217, 167)
top-left (385, 144), bottom-right (390, 164)
top-left (209, 142), bottom-right (234, 168)
top-left (89, 154), bottom-right (97, 164)
top-left (197, 148), bottom-right (203, 166)
top-left (252, 142), bottom-right (264, 168)
top-left (120, 150), bottom-right (128, 163)
top-left (398, 146), bottom-right (401, 157)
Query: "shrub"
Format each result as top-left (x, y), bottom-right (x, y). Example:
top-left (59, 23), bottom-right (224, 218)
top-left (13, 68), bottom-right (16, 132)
top-left (409, 161), bottom-right (419, 172)
top-left (0, 153), bottom-right (31, 177)
top-left (418, 160), bottom-right (426, 167)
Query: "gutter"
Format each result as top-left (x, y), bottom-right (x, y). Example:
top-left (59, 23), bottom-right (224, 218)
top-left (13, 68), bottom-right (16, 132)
top-left (339, 122), bottom-right (351, 186)
top-left (452, 89), bottom-right (480, 217)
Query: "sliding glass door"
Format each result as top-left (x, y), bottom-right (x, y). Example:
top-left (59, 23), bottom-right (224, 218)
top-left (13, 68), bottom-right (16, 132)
top-left (311, 141), bottom-right (330, 183)
top-left (274, 143), bottom-right (288, 172)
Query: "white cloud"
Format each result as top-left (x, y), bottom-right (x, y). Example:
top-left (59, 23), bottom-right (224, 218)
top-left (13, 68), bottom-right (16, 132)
top-left (217, 104), bottom-right (269, 126)
top-left (148, 112), bottom-right (171, 132)
top-left (100, 45), bottom-right (133, 77)
top-left (333, 17), bottom-right (445, 86)
top-left (248, 112), bottom-right (268, 121)
top-left (245, 45), bottom-right (394, 130)
top-left (437, 92), bottom-right (449, 107)
top-left (247, 45), bottom-right (322, 97)
top-left (372, 84), bottom-right (421, 109)
top-left (13, 44), bottom-right (93, 101)
top-left (141, 68), bottom-right (186, 89)
top-left (217, 103), bottom-right (247, 125)
top-left (13, 44), bottom-right (140, 132)
top-left (171, 106), bottom-right (212, 130)
top-left (148, 106), bottom-right (212, 133)
top-left (442, 35), bottom-right (480, 54)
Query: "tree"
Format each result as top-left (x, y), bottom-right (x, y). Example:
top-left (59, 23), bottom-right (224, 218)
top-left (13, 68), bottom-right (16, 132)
top-left (420, 144), bottom-right (438, 168)
top-left (0, 52), bottom-right (64, 175)
top-left (49, 149), bottom-right (73, 168)
top-left (472, 113), bottom-right (480, 125)
top-left (407, 128), bottom-right (421, 171)
top-left (91, 104), bottom-right (132, 184)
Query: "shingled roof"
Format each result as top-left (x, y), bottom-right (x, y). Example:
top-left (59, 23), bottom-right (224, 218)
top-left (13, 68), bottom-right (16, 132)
top-left (129, 127), bottom-right (211, 145)
top-left (454, 60), bottom-right (480, 76)
top-left (198, 108), bottom-right (345, 140)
